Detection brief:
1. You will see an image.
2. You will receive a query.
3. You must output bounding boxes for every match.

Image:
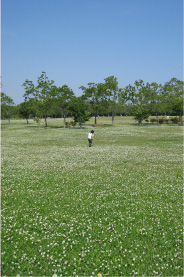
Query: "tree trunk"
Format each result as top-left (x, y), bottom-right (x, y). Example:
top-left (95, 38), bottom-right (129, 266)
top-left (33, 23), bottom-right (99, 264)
top-left (64, 115), bottom-right (66, 128)
top-left (94, 114), bottom-right (97, 124)
top-left (45, 116), bottom-right (47, 127)
top-left (112, 111), bottom-right (115, 126)
top-left (156, 114), bottom-right (159, 124)
top-left (139, 119), bottom-right (142, 125)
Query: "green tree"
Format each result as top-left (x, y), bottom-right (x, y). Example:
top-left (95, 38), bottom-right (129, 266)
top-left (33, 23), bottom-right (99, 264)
top-left (68, 96), bottom-right (90, 128)
top-left (132, 104), bottom-right (149, 124)
top-left (131, 80), bottom-right (150, 124)
top-left (104, 76), bottom-right (120, 126)
top-left (18, 98), bottom-right (41, 124)
top-left (161, 78), bottom-right (183, 120)
top-left (36, 71), bottom-right (55, 127)
top-left (171, 97), bottom-right (183, 120)
top-left (22, 79), bottom-right (41, 127)
top-left (22, 80), bottom-right (35, 100)
top-left (96, 82), bottom-right (110, 116)
top-left (120, 85), bottom-right (136, 115)
top-left (124, 84), bottom-right (136, 104)
top-left (146, 82), bottom-right (162, 117)
top-left (117, 87), bottom-right (129, 115)
top-left (22, 71), bottom-right (55, 127)
top-left (1, 92), bottom-right (15, 123)
top-left (18, 101), bottom-right (30, 123)
top-left (55, 85), bottom-right (74, 127)
top-left (134, 79), bottom-right (147, 104)
top-left (80, 82), bottom-right (108, 124)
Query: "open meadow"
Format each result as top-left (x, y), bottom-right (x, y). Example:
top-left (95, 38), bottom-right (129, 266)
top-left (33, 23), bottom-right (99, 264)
top-left (1, 117), bottom-right (183, 276)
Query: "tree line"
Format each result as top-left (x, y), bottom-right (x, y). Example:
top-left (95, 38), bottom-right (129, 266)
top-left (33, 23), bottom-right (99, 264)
top-left (1, 71), bottom-right (183, 126)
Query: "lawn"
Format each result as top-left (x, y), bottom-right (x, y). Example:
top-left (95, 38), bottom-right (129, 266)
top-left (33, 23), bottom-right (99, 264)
top-left (1, 117), bottom-right (183, 276)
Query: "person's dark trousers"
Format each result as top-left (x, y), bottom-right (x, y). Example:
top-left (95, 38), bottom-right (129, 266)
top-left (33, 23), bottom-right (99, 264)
top-left (88, 139), bottom-right (92, 147)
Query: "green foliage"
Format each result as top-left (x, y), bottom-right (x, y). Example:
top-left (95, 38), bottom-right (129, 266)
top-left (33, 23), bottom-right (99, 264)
top-left (160, 78), bottom-right (183, 116)
top-left (80, 82), bottom-right (108, 124)
top-left (4, 74), bottom-right (184, 125)
top-left (170, 117), bottom-right (179, 124)
top-left (18, 102), bottom-right (30, 122)
top-left (55, 85), bottom-right (74, 119)
top-left (132, 104), bottom-right (150, 124)
top-left (1, 92), bottom-right (15, 122)
top-left (22, 71), bottom-right (55, 127)
top-left (69, 96), bottom-right (90, 128)
top-left (104, 76), bottom-right (120, 126)
top-left (65, 120), bottom-right (76, 128)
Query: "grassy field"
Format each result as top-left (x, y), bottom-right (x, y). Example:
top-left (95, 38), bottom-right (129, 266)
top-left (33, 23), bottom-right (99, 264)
top-left (1, 117), bottom-right (183, 276)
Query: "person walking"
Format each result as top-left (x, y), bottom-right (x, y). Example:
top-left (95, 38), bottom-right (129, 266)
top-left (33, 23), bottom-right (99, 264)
top-left (88, 130), bottom-right (94, 147)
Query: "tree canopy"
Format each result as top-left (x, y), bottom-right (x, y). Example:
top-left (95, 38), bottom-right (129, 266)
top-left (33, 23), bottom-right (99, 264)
top-left (2, 72), bottom-right (183, 126)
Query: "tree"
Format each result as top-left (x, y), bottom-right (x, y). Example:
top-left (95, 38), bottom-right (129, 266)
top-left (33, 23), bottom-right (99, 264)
top-left (1, 92), bottom-right (15, 123)
top-left (123, 84), bottom-right (136, 104)
top-left (146, 82), bottom-right (162, 117)
top-left (96, 82), bottom-right (109, 116)
top-left (134, 79), bottom-right (147, 104)
top-left (18, 98), bottom-right (42, 124)
top-left (55, 85), bottom-right (74, 127)
top-left (22, 80), bottom-right (35, 101)
top-left (119, 84), bottom-right (136, 115)
top-left (22, 79), bottom-right (42, 128)
top-left (132, 104), bottom-right (149, 124)
top-left (104, 76), bottom-right (120, 126)
top-left (68, 96), bottom-right (90, 128)
top-left (171, 97), bottom-right (183, 120)
top-left (80, 82), bottom-right (107, 124)
top-left (22, 71), bottom-right (55, 127)
top-left (117, 87), bottom-right (129, 115)
top-left (161, 78), bottom-right (183, 120)
top-left (36, 71), bottom-right (55, 127)
top-left (128, 80), bottom-right (150, 124)
top-left (18, 101), bottom-right (30, 123)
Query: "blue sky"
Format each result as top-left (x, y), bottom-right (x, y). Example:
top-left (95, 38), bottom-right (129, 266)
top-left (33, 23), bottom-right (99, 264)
top-left (1, 0), bottom-right (183, 104)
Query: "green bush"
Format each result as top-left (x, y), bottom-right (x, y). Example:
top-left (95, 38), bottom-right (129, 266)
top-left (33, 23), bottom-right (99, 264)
top-left (158, 118), bottom-right (164, 124)
top-left (170, 117), bottom-right (179, 124)
top-left (150, 118), bottom-right (158, 124)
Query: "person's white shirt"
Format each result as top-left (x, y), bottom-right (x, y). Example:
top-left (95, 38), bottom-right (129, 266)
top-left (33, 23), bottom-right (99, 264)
top-left (88, 132), bottom-right (92, 139)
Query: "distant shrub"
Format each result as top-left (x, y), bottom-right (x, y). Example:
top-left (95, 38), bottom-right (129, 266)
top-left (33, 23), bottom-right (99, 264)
top-left (158, 118), bottom-right (164, 124)
top-left (70, 120), bottom-right (76, 127)
top-left (163, 119), bottom-right (169, 124)
top-left (150, 118), bottom-right (171, 124)
top-left (170, 117), bottom-right (179, 124)
top-left (93, 124), bottom-right (104, 127)
top-left (65, 121), bottom-right (70, 127)
top-left (65, 120), bottom-right (76, 128)
top-left (178, 121), bottom-right (184, 126)
top-left (150, 118), bottom-right (158, 124)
